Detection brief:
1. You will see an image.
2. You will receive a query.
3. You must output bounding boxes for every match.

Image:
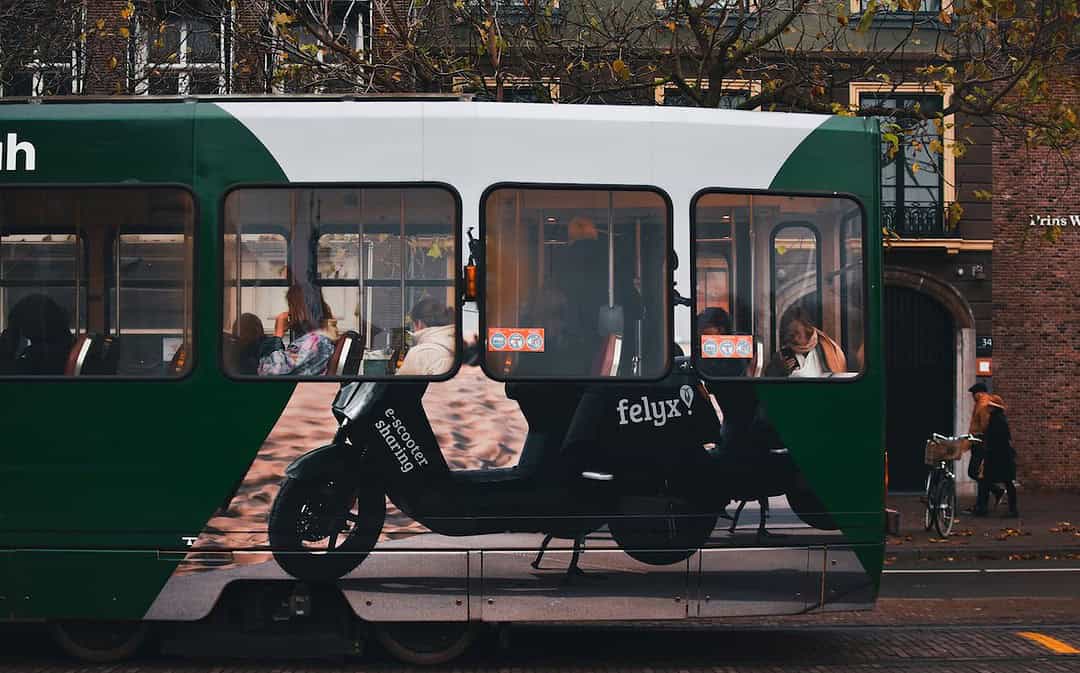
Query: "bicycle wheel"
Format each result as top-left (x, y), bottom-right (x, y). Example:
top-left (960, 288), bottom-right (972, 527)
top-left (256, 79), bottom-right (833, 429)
top-left (933, 477), bottom-right (957, 537)
top-left (923, 471), bottom-right (936, 532)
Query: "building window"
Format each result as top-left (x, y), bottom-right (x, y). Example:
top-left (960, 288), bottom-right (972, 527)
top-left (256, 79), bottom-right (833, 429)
top-left (857, 0), bottom-right (941, 10)
top-left (223, 186), bottom-right (459, 380)
top-left (139, 12), bottom-right (227, 95)
top-left (655, 0), bottom-right (751, 12)
top-left (0, 187), bottom-right (195, 378)
top-left (2, 54), bottom-right (81, 96)
top-left (851, 83), bottom-right (955, 237)
top-left (272, 1), bottom-right (370, 93)
top-left (482, 186), bottom-right (671, 381)
top-left (654, 79), bottom-right (760, 109)
top-left (453, 76), bottom-right (559, 103)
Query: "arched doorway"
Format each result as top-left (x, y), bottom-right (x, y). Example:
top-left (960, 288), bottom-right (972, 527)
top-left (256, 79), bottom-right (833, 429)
top-left (884, 285), bottom-right (955, 491)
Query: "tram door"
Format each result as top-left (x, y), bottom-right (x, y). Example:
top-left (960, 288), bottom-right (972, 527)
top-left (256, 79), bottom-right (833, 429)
top-left (884, 285), bottom-right (954, 491)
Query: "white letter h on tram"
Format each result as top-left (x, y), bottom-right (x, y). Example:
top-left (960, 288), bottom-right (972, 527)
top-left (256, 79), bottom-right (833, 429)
top-left (2, 133), bottom-right (35, 171)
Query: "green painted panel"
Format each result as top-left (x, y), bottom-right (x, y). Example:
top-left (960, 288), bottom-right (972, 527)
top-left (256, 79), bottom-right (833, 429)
top-left (0, 102), bottom-right (294, 619)
top-left (16, 551), bottom-right (171, 620)
top-left (0, 551), bottom-right (11, 619)
top-left (766, 116), bottom-right (886, 579)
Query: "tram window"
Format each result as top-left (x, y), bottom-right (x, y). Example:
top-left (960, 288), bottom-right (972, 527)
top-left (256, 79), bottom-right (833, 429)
top-left (223, 186), bottom-right (458, 379)
top-left (0, 187), bottom-right (195, 378)
top-left (692, 192), bottom-right (864, 380)
top-left (482, 186), bottom-right (670, 380)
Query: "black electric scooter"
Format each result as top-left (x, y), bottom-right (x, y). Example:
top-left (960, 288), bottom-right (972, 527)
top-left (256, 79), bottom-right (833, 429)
top-left (267, 351), bottom-right (747, 582)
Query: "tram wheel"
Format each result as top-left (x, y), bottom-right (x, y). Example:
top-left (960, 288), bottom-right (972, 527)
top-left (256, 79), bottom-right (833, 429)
top-left (374, 621), bottom-right (477, 665)
top-left (609, 497), bottom-right (718, 566)
top-left (268, 476), bottom-right (386, 582)
top-left (49, 621), bottom-right (149, 662)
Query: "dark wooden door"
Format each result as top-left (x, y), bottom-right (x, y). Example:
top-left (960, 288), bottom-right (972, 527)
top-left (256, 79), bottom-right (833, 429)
top-left (885, 286), bottom-right (954, 492)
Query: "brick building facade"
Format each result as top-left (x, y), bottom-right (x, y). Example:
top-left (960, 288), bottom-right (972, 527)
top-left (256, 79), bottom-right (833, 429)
top-left (991, 67), bottom-right (1080, 491)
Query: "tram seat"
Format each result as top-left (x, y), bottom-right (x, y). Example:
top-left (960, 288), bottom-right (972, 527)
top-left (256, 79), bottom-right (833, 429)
top-left (326, 331), bottom-right (364, 376)
top-left (64, 334), bottom-right (121, 376)
top-left (591, 333), bottom-right (622, 377)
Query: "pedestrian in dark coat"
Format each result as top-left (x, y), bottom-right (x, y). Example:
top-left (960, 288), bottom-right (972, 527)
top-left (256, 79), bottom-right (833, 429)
top-left (968, 383), bottom-right (1019, 517)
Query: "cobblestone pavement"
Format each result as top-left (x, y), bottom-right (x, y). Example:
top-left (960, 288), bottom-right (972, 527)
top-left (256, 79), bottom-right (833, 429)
top-left (2, 617), bottom-right (1079, 672)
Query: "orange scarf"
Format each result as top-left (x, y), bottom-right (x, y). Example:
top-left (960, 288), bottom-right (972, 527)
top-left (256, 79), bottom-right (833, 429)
top-left (792, 328), bottom-right (847, 374)
top-left (969, 392), bottom-right (1006, 435)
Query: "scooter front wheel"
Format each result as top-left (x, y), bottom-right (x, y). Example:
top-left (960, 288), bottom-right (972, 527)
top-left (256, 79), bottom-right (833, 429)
top-left (268, 476), bottom-right (385, 582)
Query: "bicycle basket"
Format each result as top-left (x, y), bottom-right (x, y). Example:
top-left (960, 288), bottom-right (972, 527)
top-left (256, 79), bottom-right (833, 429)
top-left (924, 437), bottom-right (966, 465)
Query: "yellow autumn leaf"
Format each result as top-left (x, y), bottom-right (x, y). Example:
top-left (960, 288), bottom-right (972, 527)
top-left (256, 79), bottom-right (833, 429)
top-left (272, 11), bottom-right (294, 26)
top-left (612, 58), bottom-right (630, 81)
top-left (938, 9), bottom-right (951, 23)
top-left (929, 139), bottom-right (944, 154)
top-left (96, 18), bottom-right (105, 30)
top-left (119, 26), bottom-right (130, 38)
top-left (107, 55), bottom-right (118, 70)
top-left (911, 161), bottom-right (920, 173)
top-left (119, 2), bottom-right (134, 19)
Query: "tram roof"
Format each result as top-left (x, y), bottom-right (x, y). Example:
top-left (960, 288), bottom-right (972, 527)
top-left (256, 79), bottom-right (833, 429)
top-left (0, 93), bottom-right (873, 135)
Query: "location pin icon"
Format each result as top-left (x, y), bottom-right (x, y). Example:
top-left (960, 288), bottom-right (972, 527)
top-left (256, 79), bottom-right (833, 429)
top-left (679, 385), bottom-right (694, 414)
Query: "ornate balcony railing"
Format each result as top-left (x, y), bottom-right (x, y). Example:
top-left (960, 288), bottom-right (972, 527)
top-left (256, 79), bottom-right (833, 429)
top-left (882, 201), bottom-right (952, 237)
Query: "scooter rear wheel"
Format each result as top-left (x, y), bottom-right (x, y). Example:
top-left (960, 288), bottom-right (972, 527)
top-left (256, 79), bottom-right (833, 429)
top-left (269, 476), bottom-right (385, 582)
top-left (609, 497), bottom-right (718, 566)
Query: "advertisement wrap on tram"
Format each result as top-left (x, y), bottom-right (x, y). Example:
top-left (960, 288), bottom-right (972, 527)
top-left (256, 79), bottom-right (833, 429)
top-left (0, 99), bottom-right (884, 663)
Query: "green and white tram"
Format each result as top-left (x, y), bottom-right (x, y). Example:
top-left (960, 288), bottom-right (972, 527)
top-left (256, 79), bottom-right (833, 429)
top-left (0, 97), bottom-right (884, 664)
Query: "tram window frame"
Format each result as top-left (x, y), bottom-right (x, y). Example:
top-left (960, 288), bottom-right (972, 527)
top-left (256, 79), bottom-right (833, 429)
top-left (219, 183), bottom-right (463, 382)
top-left (769, 221), bottom-right (823, 346)
top-left (478, 182), bottom-right (674, 383)
top-left (0, 184), bottom-right (199, 382)
top-left (689, 187), bottom-right (869, 383)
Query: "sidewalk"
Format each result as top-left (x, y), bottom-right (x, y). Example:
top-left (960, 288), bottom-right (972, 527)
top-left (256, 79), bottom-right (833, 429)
top-left (886, 491), bottom-right (1080, 561)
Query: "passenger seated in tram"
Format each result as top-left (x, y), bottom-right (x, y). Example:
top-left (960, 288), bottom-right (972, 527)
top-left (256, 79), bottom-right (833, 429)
top-left (0, 294), bottom-right (75, 375)
top-left (258, 285), bottom-right (335, 376)
top-left (764, 307), bottom-right (846, 378)
top-left (397, 297), bottom-right (455, 376)
top-left (226, 312), bottom-right (273, 375)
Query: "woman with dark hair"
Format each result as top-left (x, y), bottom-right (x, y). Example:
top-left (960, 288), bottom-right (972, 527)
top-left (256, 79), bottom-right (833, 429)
top-left (397, 297), bottom-right (455, 376)
top-left (258, 285), bottom-right (335, 376)
top-left (0, 294), bottom-right (74, 375)
top-left (764, 306), bottom-right (846, 378)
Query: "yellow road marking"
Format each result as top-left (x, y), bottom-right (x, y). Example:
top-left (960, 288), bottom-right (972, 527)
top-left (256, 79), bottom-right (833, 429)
top-left (1017, 631), bottom-right (1080, 654)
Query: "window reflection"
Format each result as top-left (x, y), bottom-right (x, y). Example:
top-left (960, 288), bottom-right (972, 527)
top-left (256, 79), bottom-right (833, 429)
top-left (483, 187), bottom-right (669, 380)
top-left (694, 192), bottom-right (864, 380)
top-left (223, 186), bottom-right (458, 379)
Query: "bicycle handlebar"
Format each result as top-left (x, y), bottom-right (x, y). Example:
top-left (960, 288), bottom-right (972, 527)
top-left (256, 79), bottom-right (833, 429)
top-left (930, 432), bottom-right (982, 443)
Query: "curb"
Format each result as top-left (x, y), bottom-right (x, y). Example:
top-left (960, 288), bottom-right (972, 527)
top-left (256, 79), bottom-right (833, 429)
top-left (885, 545), bottom-right (1080, 561)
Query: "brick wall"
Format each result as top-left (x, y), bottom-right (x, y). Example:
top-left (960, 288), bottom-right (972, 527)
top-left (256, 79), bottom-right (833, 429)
top-left (991, 66), bottom-right (1080, 491)
top-left (83, 0), bottom-right (130, 95)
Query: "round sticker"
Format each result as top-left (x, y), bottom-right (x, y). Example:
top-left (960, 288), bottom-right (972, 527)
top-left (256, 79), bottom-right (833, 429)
top-left (526, 332), bottom-right (543, 350)
top-left (735, 338), bottom-right (753, 356)
top-left (508, 333), bottom-right (525, 350)
top-left (719, 339), bottom-right (736, 357)
top-left (702, 339), bottom-right (719, 357)
top-left (490, 332), bottom-right (507, 350)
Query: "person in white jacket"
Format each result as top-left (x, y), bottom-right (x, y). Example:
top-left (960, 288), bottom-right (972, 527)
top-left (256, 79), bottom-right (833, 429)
top-left (397, 297), bottom-right (455, 376)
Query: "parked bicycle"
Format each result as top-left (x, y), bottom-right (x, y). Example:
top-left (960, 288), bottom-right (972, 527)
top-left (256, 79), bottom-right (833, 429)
top-left (923, 433), bottom-right (981, 537)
